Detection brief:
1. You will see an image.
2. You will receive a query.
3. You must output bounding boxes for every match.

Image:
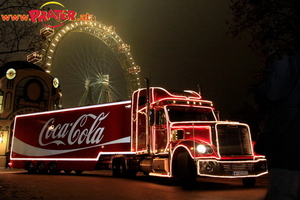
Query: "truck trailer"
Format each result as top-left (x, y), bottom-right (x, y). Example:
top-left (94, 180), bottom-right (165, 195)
top-left (10, 87), bottom-right (267, 189)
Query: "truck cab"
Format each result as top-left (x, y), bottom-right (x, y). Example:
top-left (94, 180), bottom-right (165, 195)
top-left (127, 87), bottom-right (267, 188)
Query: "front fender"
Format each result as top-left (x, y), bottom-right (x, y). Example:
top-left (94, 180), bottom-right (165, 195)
top-left (173, 140), bottom-right (217, 158)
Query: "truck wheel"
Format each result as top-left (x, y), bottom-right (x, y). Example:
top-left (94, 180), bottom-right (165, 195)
top-left (27, 162), bottom-right (36, 174)
top-left (48, 162), bottom-right (59, 174)
top-left (75, 170), bottom-right (83, 175)
top-left (242, 177), bottom-right (256, 188)
top-left (177, 152), bottom-right (197, 190)
top-left (64, 170), bottom-right (72, 174)
top-left (112, 157), bottom-right (126, 177)
top-left (37, 162), bottom-right (47, 174)
top-left (112, 157), bottom-right (119, 177)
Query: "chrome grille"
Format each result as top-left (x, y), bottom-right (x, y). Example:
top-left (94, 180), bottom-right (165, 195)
top-left (217, 124), bottom-right (252, 156)
top-left (223, 163), bottom-right (255, 171)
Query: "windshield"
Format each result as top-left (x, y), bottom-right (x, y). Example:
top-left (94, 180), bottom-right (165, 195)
top-left (167, 106), bottom-right (216, 122)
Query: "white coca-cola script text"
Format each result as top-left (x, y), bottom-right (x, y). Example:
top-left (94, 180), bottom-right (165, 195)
top-left (39, 113), bottom-right (109, 146)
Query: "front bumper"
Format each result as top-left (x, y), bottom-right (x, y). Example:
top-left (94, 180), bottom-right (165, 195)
top-left (197, 158), bottom-right (268, 178)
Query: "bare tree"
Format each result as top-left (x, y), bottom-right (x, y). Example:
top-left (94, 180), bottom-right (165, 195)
top-left (228, 0), bottom-right (300, 57)
top-left (0, 0), bottom-right (46, 65)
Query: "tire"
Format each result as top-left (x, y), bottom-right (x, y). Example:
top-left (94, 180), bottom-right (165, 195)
top-left (37, 162), bottom-right (47, 174)
top-left (112, 157), bottom-right (119, 177)
top-left (177, 152), bottom-right (197, 190)
top-left (48, 162), bottom-right (60, 174)
top-left (27, 162), bottom-right (36, 174)
top-left (75, 170), bottom-right (83, 175)
top-left (112, 157), bottom-right (137, 178)
top-left (64, 170), bottom-right (72, 174)
top-left (242, 177), bottom-right (256, 188)
top-left (112, 157), bottom-right (126, 177)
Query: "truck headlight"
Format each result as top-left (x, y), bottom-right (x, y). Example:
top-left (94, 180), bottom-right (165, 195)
top-left (197, 144), bottom-right (213, 154)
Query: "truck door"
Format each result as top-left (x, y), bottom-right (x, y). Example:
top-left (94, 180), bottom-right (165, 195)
top-left (131, 91), bottom-right (148, 153)
top-left (137, 109), bottom-right (147, 152)
top-left (153, 109), bottom-right (168, 154)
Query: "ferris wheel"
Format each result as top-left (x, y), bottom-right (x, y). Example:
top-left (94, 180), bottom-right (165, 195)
top-left (28, 17), bottom-right (141, 108)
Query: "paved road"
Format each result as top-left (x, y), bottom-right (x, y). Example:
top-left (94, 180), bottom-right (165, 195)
top-left (0, 168), bottom-right (268, 200)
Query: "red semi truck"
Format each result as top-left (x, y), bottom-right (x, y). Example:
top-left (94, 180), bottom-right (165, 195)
top-left (10, 87), bottom-right (267, 188)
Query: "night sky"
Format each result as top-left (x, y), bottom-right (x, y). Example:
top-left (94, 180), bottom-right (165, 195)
top-left (46, 0), bottom-right (261, 122)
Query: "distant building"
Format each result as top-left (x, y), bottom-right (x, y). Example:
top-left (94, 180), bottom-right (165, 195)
top-left (0, 61), bottom-right (61, 167)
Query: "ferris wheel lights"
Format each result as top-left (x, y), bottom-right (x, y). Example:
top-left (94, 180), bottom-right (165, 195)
top-left (108, 26), bottom-right (115, 32)
top-left (89, 14), bottom-right (96, 21)
top-left (128, 66), bottom-right (141, 74)
top-left (49, 49), bottom-right (54, 52)
top-left (46, 70), bottom-right (51, 73)
top-left (51, 43), bottom-right (56, 46)
top-left (46, 62), bottom-right (51, 66)
top-left (118, 44), bottom-right (130, 53)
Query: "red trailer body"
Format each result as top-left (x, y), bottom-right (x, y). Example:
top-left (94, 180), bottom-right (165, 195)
top-left (11, 100), bottom-right (133, 173)
top-left (11, 87), bottom-right (268, 188)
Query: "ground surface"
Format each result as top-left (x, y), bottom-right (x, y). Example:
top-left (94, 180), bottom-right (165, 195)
top-left (0, 168), bottom-right (268, 200)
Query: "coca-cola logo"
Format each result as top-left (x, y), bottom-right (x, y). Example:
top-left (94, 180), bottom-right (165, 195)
top-left (39, 112), bottom-right (109, 146)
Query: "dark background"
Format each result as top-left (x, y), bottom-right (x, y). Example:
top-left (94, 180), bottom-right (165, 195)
top-left (42, 1), bottom-right (261, 125)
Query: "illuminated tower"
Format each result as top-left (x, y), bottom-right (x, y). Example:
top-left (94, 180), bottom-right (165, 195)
top-left (0, 61), bottom-right (61, 167)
